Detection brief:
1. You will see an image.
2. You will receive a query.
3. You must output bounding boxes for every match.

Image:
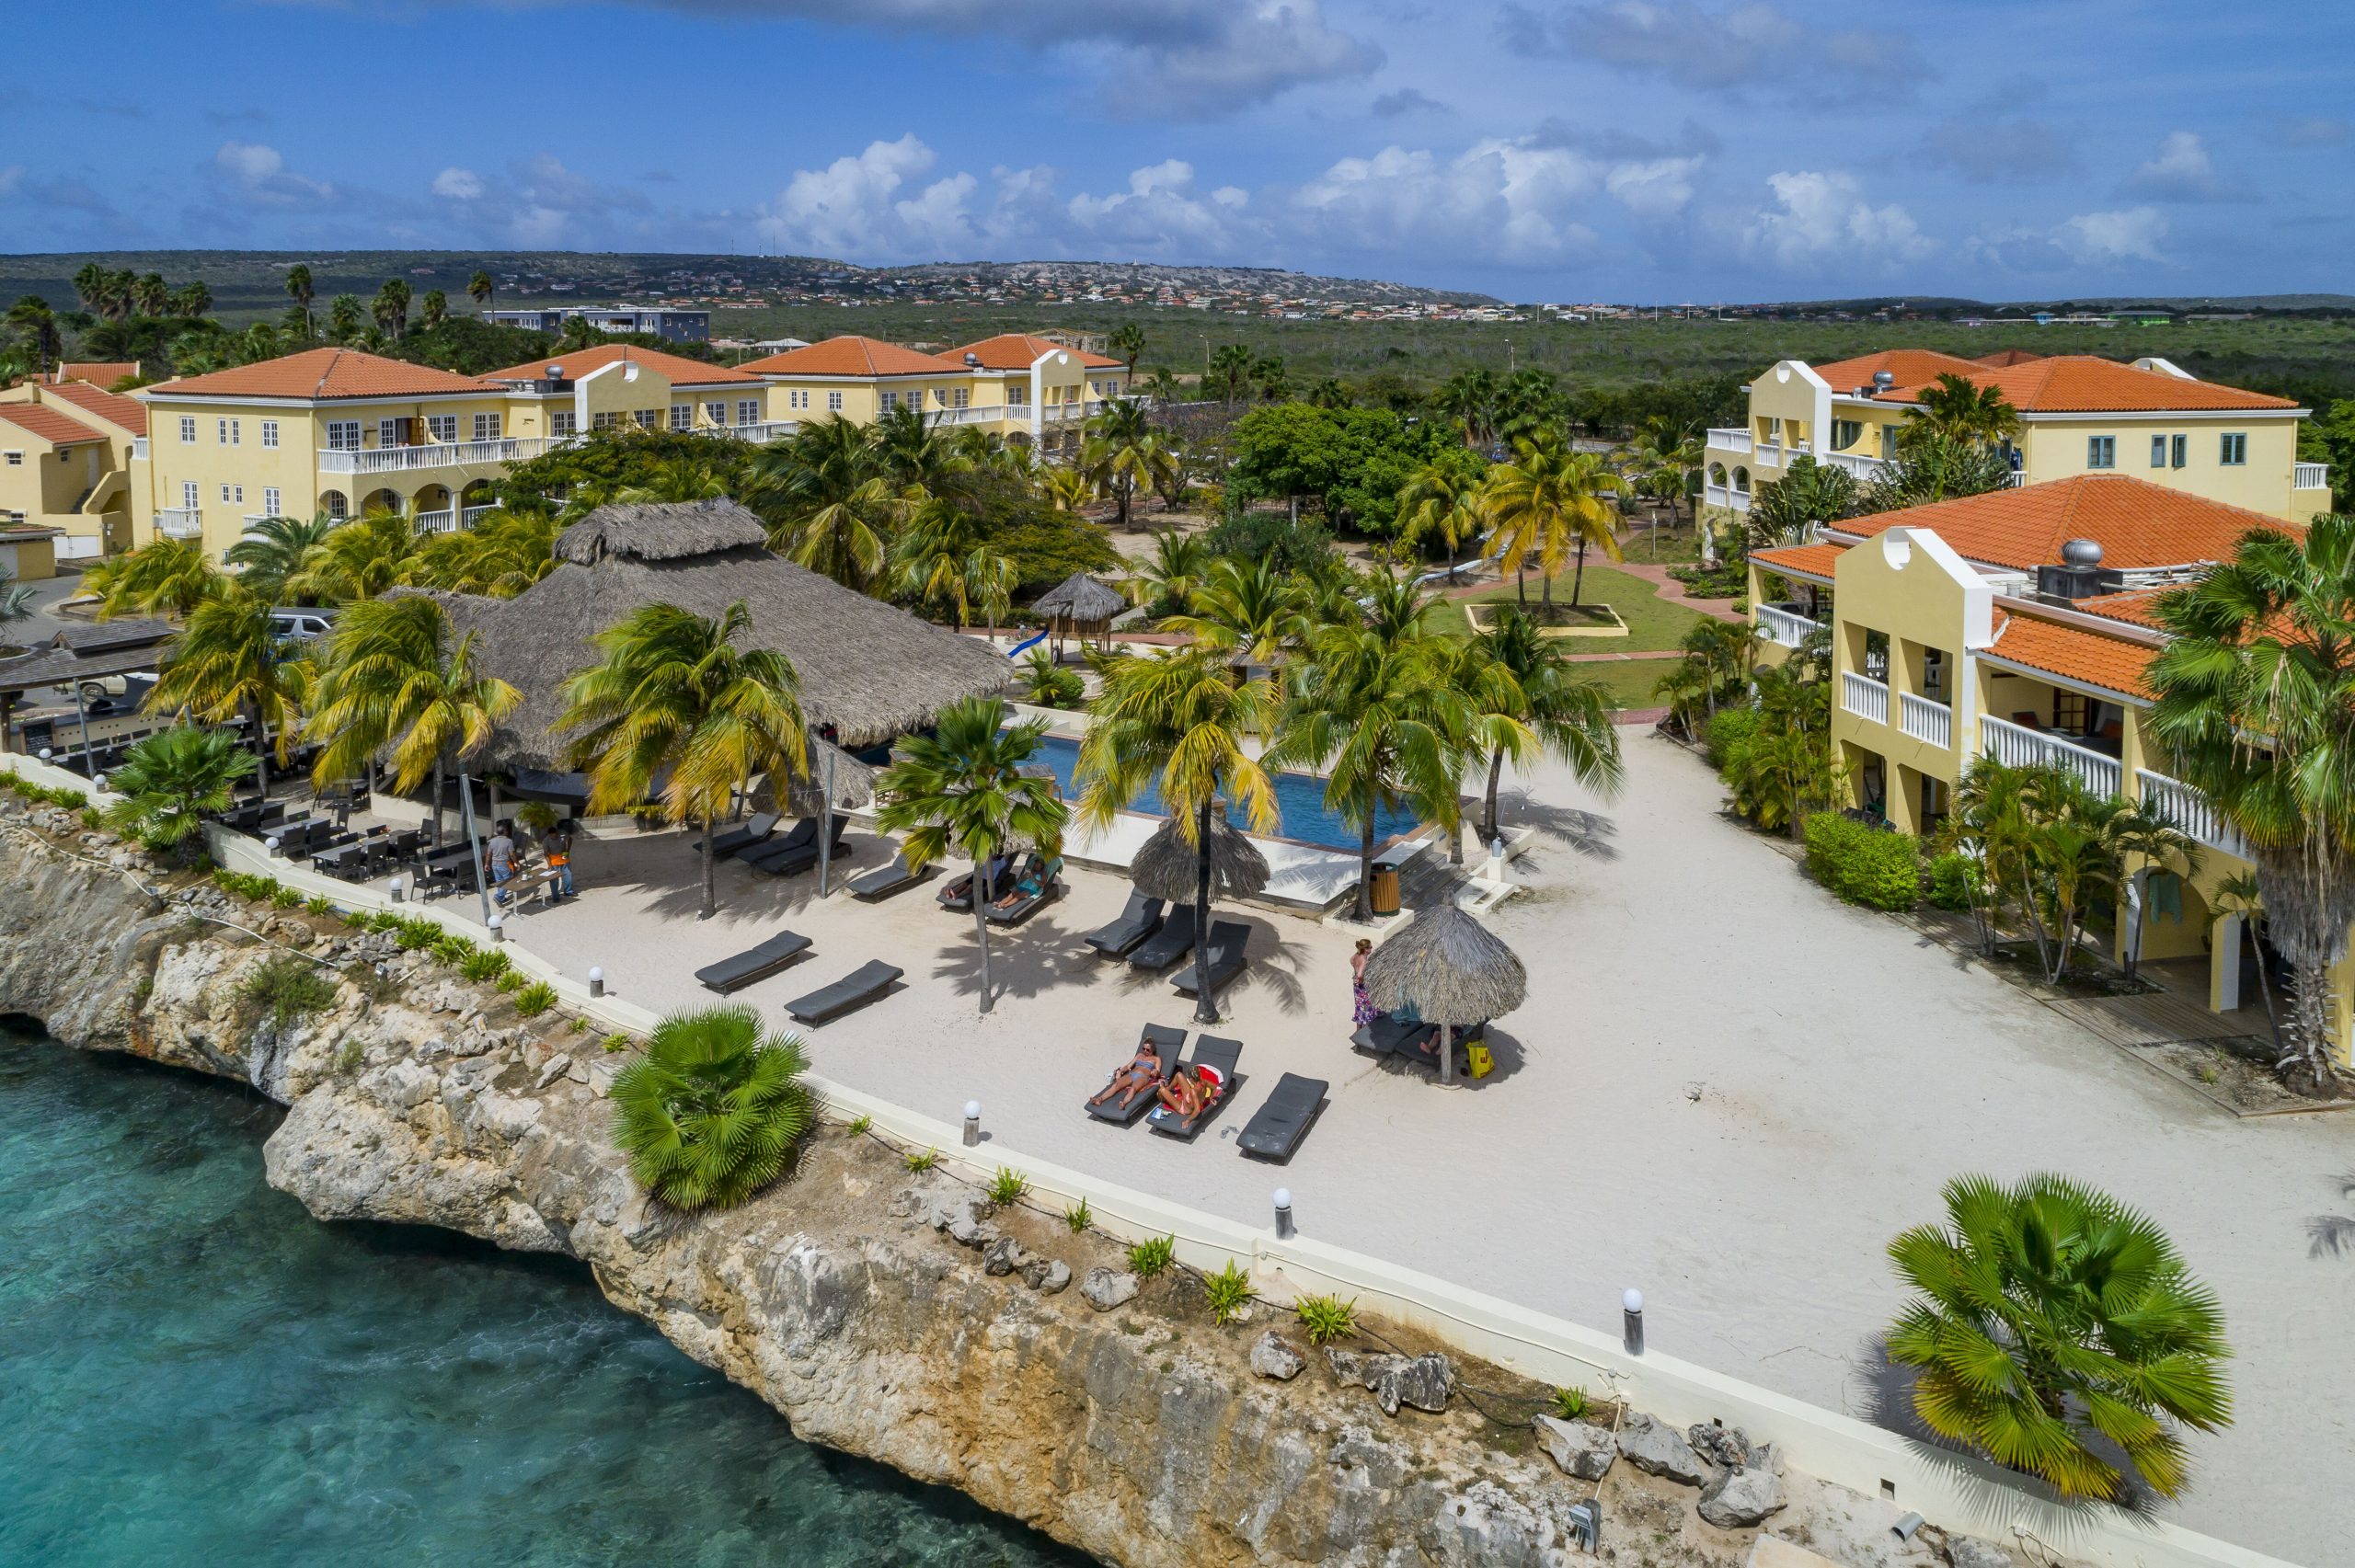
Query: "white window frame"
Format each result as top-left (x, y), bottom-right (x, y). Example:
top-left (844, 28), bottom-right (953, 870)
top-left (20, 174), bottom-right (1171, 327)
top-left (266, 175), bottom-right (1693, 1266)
top-left (952, 387), bottom-right (969, 408)
top-left (323, 491), bottom-right (348, 520)
top-left (2086, 435), bottom-right (2115, 470)
top-left (2220, 432), bottom-right (2246, 466)
top-left (879, 390), bottom-right (901, 412)
top-left (217, 417), bottom-right (236, 445)
top-left (425, 414), bottom-right (458, 443)
top-left (704, 401), bottom-right (727, 428)
top-left (472, 412), bottom-right (502, 442)
top-left (592, 411), bottom-right (620, 432)
top-left (736, 399), bottom-right (761, 427)
top-left (552, 410), bottom-right (578, 438)
top-left (787, 389), bottom-right (810, 410)
top-left (181, 481), bottom-right (199, 509)
top-left (377, 418), bottom-right (406, 449)
top-left (670, 403), bottom-right (694, 432)
top-left (633, 408), bottom-right (659, 430)
top-left (178, 416), bottom-right (197, 443)
top-left (260, 419), bottom-right (280, 449)
top-left (263, 486), bottom-right (281, 516)
top-left (326, 420), bottom-right (362, 452)
top-left (2, 452), bottom-right (18, 467)
top-left (825, 391), bottom-right (844, 413)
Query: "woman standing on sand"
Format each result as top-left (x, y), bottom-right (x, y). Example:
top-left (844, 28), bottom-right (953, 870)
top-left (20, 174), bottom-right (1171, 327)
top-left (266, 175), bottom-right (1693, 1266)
top-left (1351, 938), bottom-right (1377, 1026)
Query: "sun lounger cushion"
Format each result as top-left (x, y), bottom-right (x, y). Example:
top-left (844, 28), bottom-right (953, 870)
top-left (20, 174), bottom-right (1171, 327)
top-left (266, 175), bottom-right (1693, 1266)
top-left (1083, 891), bottom-right (1165, 957)
top-left (1169, 922), bottom-right (1250, 995)
top-left (1236, 1073), bottom-right (1327, 1162)
top-left (1148, 1035), bottom-right (1244, 1140)
top-left (1086, 1024), bottom-right (1186, 1125)
top-left (698, 811), bottom-right (780, 857)
top-left (1125, 903), bottom-right (1199, 969)
top-left (784, 959), bottom-right (903, 1024)
top-left (846, 853), bottom-right (919, 898)
top-left (937, 854), bottom-right (1015, 912)
top-left (734, 818), bottom-right (817, 864)
top-left (746, 818), bottom-right (847, 876)
top-left (984, 857), bottom-right (1063, 924)
top-left (694, 929), bottom-right (812, 993)
top-left (1351, 1012), bottom-right (1440, 1058)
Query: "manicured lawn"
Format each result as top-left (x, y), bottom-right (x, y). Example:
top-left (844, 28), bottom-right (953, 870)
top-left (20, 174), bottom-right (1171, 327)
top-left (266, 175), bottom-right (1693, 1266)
top-left (1420, 562), bottom-right (1713, 652)
top-left (1567, 658), bottom-right (1679, 711)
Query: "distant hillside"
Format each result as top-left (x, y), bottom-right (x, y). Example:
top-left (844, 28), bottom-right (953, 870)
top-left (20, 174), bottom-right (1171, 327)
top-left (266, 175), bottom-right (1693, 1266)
top-left (1747, 293), bottom-right (2355, 316)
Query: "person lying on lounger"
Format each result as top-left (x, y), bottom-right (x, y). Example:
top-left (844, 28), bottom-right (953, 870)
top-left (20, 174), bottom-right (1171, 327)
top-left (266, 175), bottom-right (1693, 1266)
top-left (1087, 1039), bottom-right (1165, 1108)
top-left (990, 853), bottom-right (1053, 910)
top-left (1156, 1065), bottom-right (1217, 1120)
top-left (943, 853), bottom-right (1015, 902)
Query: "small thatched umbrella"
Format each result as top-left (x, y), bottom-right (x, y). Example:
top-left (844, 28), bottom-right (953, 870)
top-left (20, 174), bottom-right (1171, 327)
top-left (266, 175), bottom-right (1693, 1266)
top-left (1132, 800), bottom-right (1270, 1024)
top-left (789, 738), bottom-right (875, 896)
top-left (1361, 906), bottom-right (1527, 1086)
top-left (1031, 572), bottom-right (1128, 658)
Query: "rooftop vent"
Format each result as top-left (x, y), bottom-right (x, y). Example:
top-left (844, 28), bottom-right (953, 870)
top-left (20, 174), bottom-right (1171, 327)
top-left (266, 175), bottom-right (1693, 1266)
top-left (1872, 370), bottom-right (1895, 391)
top-left (2039, 539), bottom-right (2121, 602)
top-left (545, 363), bottom-right (563, 381)
top-left (963, 352), bottom-right (981, 367)
top-left (2061, 537), bottom-right (2103, 567)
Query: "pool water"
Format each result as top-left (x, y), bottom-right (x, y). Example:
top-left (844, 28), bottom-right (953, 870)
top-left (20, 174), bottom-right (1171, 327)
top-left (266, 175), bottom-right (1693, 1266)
top-left (1017, 733), bottom-right (1422, 853)
top-left (0, 1026), bottom-right (1093, 1568)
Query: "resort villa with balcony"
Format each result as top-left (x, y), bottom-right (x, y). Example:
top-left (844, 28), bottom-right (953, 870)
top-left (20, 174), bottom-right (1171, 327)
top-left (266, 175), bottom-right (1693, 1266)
top-left (1746, 474), bottom-right (2351, 1060)
top-left (1701, 349), bottom-right (2331, 523)
top-left (0, 374), bottom-right (150, 565)
top-left (735, 332), bottom-right (1127, 450)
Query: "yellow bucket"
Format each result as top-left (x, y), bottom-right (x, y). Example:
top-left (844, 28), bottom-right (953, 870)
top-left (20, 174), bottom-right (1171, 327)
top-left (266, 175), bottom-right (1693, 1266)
top-left (1466, 1043), bottom-right (1494, 1079)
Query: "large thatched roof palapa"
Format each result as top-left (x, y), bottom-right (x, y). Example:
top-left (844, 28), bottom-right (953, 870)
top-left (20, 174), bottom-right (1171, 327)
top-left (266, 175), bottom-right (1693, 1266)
top-left (1032, 572), bottom-right (1127, 624)
top-left (428, 499), bottom-right (1012, 772)
top-left (1362, 906), bottom-right (1527, 1026)
top-left (1130, 801), bottom-right (1271, 905)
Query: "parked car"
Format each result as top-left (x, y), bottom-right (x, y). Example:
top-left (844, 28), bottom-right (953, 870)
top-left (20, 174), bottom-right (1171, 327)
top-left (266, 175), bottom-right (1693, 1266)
top-left (269, 609), bottom-right (336, 641)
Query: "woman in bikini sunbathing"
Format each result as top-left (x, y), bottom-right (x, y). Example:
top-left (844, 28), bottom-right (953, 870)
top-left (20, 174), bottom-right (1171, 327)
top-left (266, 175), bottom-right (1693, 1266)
top-left (1156, 1067), bottom-right (1210, 1120)
top-left (1087, 1039), bottom-right (1165, 1108)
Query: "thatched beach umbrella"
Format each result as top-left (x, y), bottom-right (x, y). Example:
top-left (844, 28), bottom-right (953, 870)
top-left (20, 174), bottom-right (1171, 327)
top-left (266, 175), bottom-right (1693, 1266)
top-left (1361, 906), bottom-right (1527, 1086)
top-left (1031, 572), bottom-right (1128, 657)
top-left (1132, 800), bottom-right (1269, 1023)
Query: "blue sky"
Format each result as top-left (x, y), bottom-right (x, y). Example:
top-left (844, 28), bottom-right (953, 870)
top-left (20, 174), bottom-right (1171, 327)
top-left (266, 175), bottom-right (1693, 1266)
top-left (2, 0), bottom-right (2348, 301)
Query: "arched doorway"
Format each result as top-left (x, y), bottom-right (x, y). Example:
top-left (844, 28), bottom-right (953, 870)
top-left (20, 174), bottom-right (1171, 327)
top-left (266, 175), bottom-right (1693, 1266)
top-left (320, 489), bottom-right (350, 520)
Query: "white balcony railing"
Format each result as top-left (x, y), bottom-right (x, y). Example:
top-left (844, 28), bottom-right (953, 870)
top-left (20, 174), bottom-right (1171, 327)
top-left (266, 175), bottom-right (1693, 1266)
top-left (1979, 714), bottom-right (2121, 797)
top-left (414, 509), bottom-right (458, 534)
top-left (1841, 670), bottom-right (1890, 725)
top-left (317, 436), bottom-right (560, 476)
top-left (461, 504), bottom-right (495, 528)
top-left (1754, 604), bottom-right (1820, 647)
top-left (2294, 462), bottom-right (2330, 491)
top-left (2000, 469), bottom-right (2027, 488)
top-left (154, 507), bottom-right (202, 538)
top-left (706, 420), bottom-right (799, 444)
top-left (1706, 427), bottom-right (1752, 455)
top-left (1755, 441), bottom-right (1783, 468)
top-left (131, 436), bottom-right (149, 462)
top-left (1899, 691), bottom-right (1953, 749)
top-left (2136, 769), bottom-right (2248, 858)
top-left (1821, 450), bottom-right (1890, 481)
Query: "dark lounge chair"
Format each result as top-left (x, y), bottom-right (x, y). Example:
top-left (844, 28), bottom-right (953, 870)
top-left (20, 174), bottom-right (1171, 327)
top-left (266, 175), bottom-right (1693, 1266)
top-left (1085, 1024), bottom-right (1186, 1126)
top-left (697, 811), bottom-right (781, 859)
top-left (984, 855), bottom-right (1063, 924)
top-left (1236, 1073), bottom-right (1328, 1163)
top-left (1170, 921), bottom-right (1251, 996)
top-left (748, 816), bottom-right (849, 877)
top-left (733, 817), bottom-right (817, 864)
top-left (1125, 903), bottom-right (1200, 970)
top-left (1083, 890), bottom-right (1165, 958)
top-left (845, 853), bottom-right (924, 900)
top-left (784, 959), bottom-right (904, 1024)
top-left (694, 929), bottom-right (813, 994)
top-left (937, 854), bottom-right (1016, 913)
top-left (1351, 1012), bottom-right (1440, 1059)
top-left (1147, 1035), bottom-right (1244, 1141)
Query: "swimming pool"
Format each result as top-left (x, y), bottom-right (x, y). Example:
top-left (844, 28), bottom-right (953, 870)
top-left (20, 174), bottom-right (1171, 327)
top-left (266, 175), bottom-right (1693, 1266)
top-left (1016, 733), bottom-right (1423, 853)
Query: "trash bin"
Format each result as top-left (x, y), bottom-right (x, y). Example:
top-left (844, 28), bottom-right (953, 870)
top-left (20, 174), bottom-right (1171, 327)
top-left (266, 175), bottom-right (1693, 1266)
top-left (1369, 865), bottom-right (1401, 916)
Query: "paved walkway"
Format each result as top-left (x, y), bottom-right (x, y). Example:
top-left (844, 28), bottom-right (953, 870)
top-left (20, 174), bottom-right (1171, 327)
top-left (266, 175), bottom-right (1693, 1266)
top-left (495, 734), bottom-right (2346, 1563)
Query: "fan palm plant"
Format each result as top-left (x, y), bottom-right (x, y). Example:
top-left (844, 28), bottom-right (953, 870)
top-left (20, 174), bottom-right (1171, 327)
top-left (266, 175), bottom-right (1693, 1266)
top-left (1432, 368), bottom-right (1499, 451)
top-left (305, 596), bottom-right (520, 846)
top-left (874, 697), bottom-right (1066, 1013)
top-left (224, 510), bottom-right (343, 604)
top-left (467, 269), bottom-right (495, 311)
top-left (610, 1005), bottom-right (817, 1210)
top-left (1886, 1173), bottom-right (2232, 1502)
top-left (1743, 455), bottom-right (1860, 554)
top-left (1483, 435), bottom-right (1622, 612)
top-left (101, 724), bottom-right (258, 858)
top-left (1901, 373), bottom-right (2021, 450)
top-left (147, 586), bottom-right (306, 792)
top-left (1109, 322), bottom-right (1146, 379)
top-left (2148, 514), bottom-right (2355, 1089)
top-left (372, 278), bottom-right (411, 339)
top-left (1081, 397), bottom-right (1177, 532)
top-left (0, 565), bottom-right (37, 644)
top-left (557, 601), bottom-right (806, 921)
top-left (893, 497), bottom-right (1015, 629)
top-left (1458, 605), bottom-right (1623, 843)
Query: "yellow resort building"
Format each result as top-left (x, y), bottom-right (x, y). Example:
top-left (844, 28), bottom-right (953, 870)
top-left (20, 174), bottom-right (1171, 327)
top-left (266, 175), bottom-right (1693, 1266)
top-left (1702, 350), bottom-right (2330, 524)
top-left (734, 332), bottom-right (1128, 448)
top-left (1745, 475), bottom-right (2351, 1062)
top-left (0, 375), bottom-right (149, 565)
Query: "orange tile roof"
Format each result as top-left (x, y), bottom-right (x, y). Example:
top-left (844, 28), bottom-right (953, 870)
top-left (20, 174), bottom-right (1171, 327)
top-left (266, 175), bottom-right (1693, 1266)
top-left (2071, 589), bottom-right (2168, 627)
top-left (948, 333), bottom-right (1126, 372)
top-left (483, 343), bottom-right (763, 386)
top-left (1840, 475), bottom-right (2291, 571)
top-left (1807, 349), bottom-right (1984, 395)
top-left (40, 378), bottom-right (146, 437)
top-left (0, 405), bottom-right (105, 446)
top-left (148, 348), bottom-right (502, 401)
top-left (738, 336), bottom-right (966, 378)
top-left (1879, 354), bottom-right (2295, 413)
top-left (55, 361), bottom-right (139, 387)
top-left (1748, 542), bottom-right (1845, 583)
top-left (1987, 614), bottom-right (2156, 700)
top-left (1972, 349), bottom-right (2044, 369)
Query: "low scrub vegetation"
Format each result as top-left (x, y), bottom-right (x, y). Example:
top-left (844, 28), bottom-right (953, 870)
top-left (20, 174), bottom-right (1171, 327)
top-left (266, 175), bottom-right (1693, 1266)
top-left (609, 1004), bottom-right (816, 1211)
top-left (1803, 814), bottom-right (1923, 911)
top-left (240, 954), bottom-right (340, 1030)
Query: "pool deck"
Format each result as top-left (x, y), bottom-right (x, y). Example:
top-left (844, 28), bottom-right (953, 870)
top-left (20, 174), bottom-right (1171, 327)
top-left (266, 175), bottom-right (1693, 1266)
top-left (470, 729), bottom-right (2350, 1566)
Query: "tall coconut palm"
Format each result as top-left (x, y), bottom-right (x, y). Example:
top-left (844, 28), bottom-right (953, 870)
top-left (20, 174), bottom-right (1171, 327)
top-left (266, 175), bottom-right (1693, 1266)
top-left (1041, 466), bottom-right (1095, 516)
top-left (101, 725), bottom-right (258, 859)
top-left (1496, 368), bottom-right (1565, 446)
top-left (1207, 342), bottom-right (1254, 404)
top-left (1459, 605), bottom-right (1623, 843)
top-left (1433, 368), bottom-right (1499, 452)
top-left (1128, 528), bottom-right (1210, 619)
top-left (1109, 322), bottom-right (1146, 381)
top-left (875, 697), bottom-right (1066, 1014)
top-left (86, 537), bottom-right (223, 620)
top-left (147, 587), bottom-right (305, 792)
top-left (373, 278), bottom-right (411, 339)
top-left (131, 273), bottom-right (169, 318)
top-left (467, 269), bottom-right (496, 313)
top-left (170, 280), bottom-right (213, 319)
top-left (1081, 397), bottom-right (1177, 532)
top-left (419, 289), bottom-right (448, 332)
top-left (411, 506), bottom-right (560, 599)
top-left (283, 264), bottom-right (315, 338)
top-left (283, 508), bottom-right (421, 604)
top-left (1395, 457), bottom-right (1490, 579)
top-left (327, 293), bottom-right (363, 341)
top-left (1164, 555), bottom-right (1308, 678)
top-left (1886, 1173), bottom-right (2232, 1503)
top-left (610, 1005), bottom-right (816, 1211)
top-left (557, 600), bottom-right (806, 920)
top-left (1483, 436), bottom-right (1622, 612)
top-left (6, 296), bottom-right (62, 372)
top-left (1903, 372), bottom-right (2020, 450)
top-left (1078, 647), bottom-right (1279, 1021)
top-left (224, 510), bottom-right (343, 604)
top-left (305, 595), bottom-right (519, 845)
top-left (2149, 514), bottom-right (2355, 1091)
top-left (893, 497), bottom-right (1015, 629)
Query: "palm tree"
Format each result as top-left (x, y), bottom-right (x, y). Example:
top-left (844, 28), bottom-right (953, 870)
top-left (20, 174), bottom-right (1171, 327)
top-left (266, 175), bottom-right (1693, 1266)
top-left (1304, 377), bottom-right (1351, 409)
top-left (73, 262), bottom-right (121, 320)
top-left (131, 273), bottom-right (169, 318)
top-left (147, 587), bottom-right (305, 792)
top-left (1041, 466), bottom-right (1095, 515)
top-left (1433, 369), bottom-right (1499, 452)
top-left (1459, 605), bottom-right (1623, 844)
top-left (373, 279), bottom-right (411, 339)
top-left (224, 510), bottom-right (343, 604)
top-left (1081, 397), bottom-right (1178, 532)
top-left (305, 595), bottom-right (520, 846)
top-left (410, 506), bottom-right (560, 599)
top-left (1903, 372), bottom-right (2020, 450)
top-left (1886, 1173), bottom-right (2232, 1503)
top-left (327, 294), bottom-right (363, 341)
top-left (1127, 528), bottom-right (1210, 619)
top-left (284, 508), bottom-right (421, 603)
top-left (0, 565), bottom-right (38, 645)
top-left (1164, 555), bottom-right (1307, 678)
top-left (610, 1005), bottom-right (817, 1210)
top-left (893, 497), bottom-right (1015, 629)
top-left (1483, 436), bottom-right (1622, 612)
top-left (1078, 648), bottom-right (1278, 1020)
top-left (611, 455), bottom-right (729, 506)
top-left (467, 269), bottom-right (496, 313)
top-left (1743, 454), bottom-right (1860, 554)
top-left (1616, 415), bottom-right (1704, 544)
top-left (1863, 431), bottom-right (2014, 511)
top-left (6, 296), bottom-right (62, 372)
top-left (1207, 343), bottom-right (1254, 404)
top-left (101, 725), bottom-right (257, 859)
top-left (2205, 871), bottom-right (2280, 1048)
top-left (1495, 368), bottom-right (1564, 446)
top-left (2148, 514), bottom-right (2355, 1091)
top-left (1249, 353), bottom-right (1289, 403)
top-left (752, 419), bottom-right (901, 593)
top-left (419, 289), bottom-right (448, 332)
top-left (1109, 322), bottom-right (1146, 382)
top-left (557, 601), bottom-right (806, 920)
top-left (173, 280), bottom-right (213, 318)
top-left (85, 537), bottom-right (223, 620)
top-left (1395, 458), bottom-right (1489, 579)
top-left (875, 697), bottom-right (1066, 1014)
top-left (283, 264), bottom-right (315, 338)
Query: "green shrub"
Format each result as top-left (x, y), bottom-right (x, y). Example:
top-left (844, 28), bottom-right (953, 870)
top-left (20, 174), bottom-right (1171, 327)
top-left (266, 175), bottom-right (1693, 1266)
top-left (602, 1032), bottom-right (633, 1055)
top-left (1064, 1197), bottom-right (1092, 1234)
top-left (270, 885), bottom-right (303, 909)
top-left (1201, 1259), bottom-right (1257, 1325)
top-left (0, 771), bottom-right (93, 808)
top-left (304, 896), bottom-right (334, 916)
top-left (513, 981), bottom-right (557, 1017)
top-left (845, 1113), bottom-right (872, 1136)
top-left (1126, 1234), bottom-right (1176, 1280)
top-left (240, 955), bottom-right (340, 1030)
top-left (904, 1146), bottom-right (940, 1173)
top-left (494, 970), bottom-right (523, 993)
top-left (1804, 814), bottom-right (1922, 911)
top-left (608, 1004), bottom-right (817, 1211)
top-left (460, 949), bottom-right (511, 983)
top-left (390, 916), bottom-right (441, 952)
top-left (1294, 1294), bottom-right (1358, 1345)
top-left (431, 933), bottom-right (479, 965)
top-left (1551, 1385), bottom-right (1591, 1420)
top-left (1702, 707), bottom-right (1763, 770)
top-left (1927, 852), bottom-right (1982, 910)
top-left (986, 1167), bottom-right (1028, 1206)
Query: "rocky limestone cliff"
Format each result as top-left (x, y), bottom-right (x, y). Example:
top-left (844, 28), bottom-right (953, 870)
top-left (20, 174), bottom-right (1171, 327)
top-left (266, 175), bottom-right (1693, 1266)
top-left (0, 810), bottom-right (1984, 1568)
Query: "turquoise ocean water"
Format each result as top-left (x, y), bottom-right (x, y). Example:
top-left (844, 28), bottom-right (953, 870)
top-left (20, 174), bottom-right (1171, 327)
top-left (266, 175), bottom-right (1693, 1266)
top-left (0, 1025), bottom-right (1091, 1567)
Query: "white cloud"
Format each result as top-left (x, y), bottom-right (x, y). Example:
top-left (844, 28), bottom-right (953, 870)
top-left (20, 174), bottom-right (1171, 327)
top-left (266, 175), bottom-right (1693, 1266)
top-left (213, 141), bottom-right (334, 205)
top-left (2122, 131), bottom-right (2240, 202)
top-left (2058, 207), bottom-right (2168, 265)
top-left (1067, 159), bottom-right (1255, 255)
top-left (431, 166), bottom-right (485, 200)
top-left (1740, 170), bottom-right (1931, 269)
top-left (1371, 86), bottom-right (1449, 119)
top-left (1603, 156), bottom-right (1702, 219)
top-left (1500, 1), bottom-right (1923, 91)
top-left (424, 154), bottom-right (656, 246)
top-left (1292, 138), bottom-right (1610, 264)
top-left (757, 134), bottom-right (981, 258)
